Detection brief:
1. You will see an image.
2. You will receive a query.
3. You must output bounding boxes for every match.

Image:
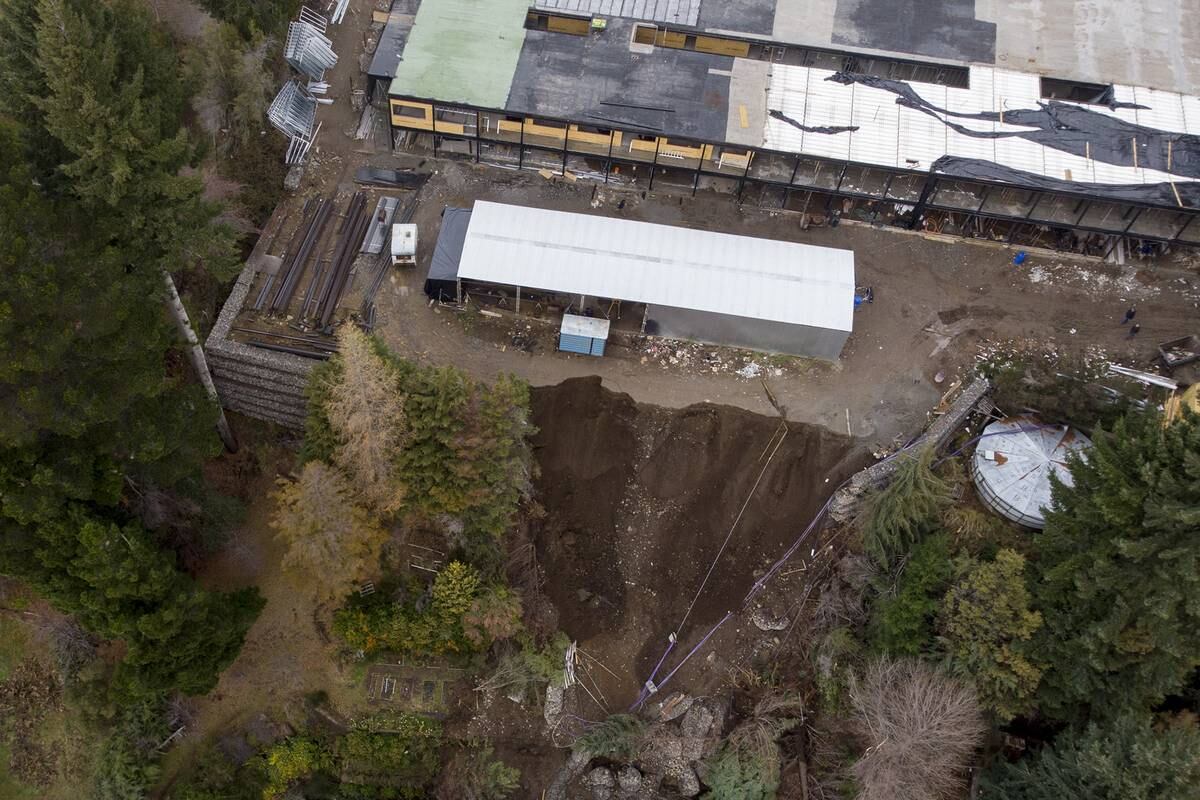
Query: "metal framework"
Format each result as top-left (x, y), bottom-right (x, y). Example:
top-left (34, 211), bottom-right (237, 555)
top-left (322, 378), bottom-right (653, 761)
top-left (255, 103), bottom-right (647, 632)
top-left (388, 94), bottom-right (1200, 257)
top-left (284, 8), bottom-right (338, 81)
top-left (268, 81), bottom-right (319, 164)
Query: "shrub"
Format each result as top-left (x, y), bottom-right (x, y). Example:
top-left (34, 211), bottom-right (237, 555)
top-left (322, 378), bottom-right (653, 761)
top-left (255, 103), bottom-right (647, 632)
top-left (262, 737), bottom-right (331, 800)
top-left (939, 549), bottom-right (1043, 721)
top-left (860, 447), bottom-right (955, 567)
top-left (849, 658), bottom-right (985, 800)
top-left (332, 561), bottom-right (490, 658)
top-left (702, 693), bottom-right (804, 800)
top-left (575, 714), bottom-right (645, 760)
top-left (440, 745), bottom-right (521, 800)
top-left (868, 533), bottom-right (954, 656)
top-left (463, 585), bottom-right (524, 648)
top-left (338, 725), bottom-right (441, 793)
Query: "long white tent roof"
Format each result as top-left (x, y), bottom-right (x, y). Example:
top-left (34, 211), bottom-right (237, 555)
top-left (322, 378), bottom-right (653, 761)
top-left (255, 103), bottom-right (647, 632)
top-left (456, 201), bottom-right (855, 332)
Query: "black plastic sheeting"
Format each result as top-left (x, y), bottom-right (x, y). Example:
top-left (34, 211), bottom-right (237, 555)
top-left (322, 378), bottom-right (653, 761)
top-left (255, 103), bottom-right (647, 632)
top-left (424, 206), bottom-right (471, 301)
top-left (827, 72), bottom-right (1200, 203)
top-left (931, 156), bottom-right (1200, 208)
top-left (768, 109), bottom-right (858, 135)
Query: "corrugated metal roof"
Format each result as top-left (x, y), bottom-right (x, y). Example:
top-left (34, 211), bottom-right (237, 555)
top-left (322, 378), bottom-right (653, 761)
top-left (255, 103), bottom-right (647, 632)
top-left (457, 201), bottom-right (855, 332)
top-left (972, 416), bottom-right (1091, 529)
top-left (561, 314), bottom-right (611, 338)
top-left (390, 0), bottom-right (527, 108)
top-left (764, 64), bottom-right (1200, 188)
top-left (533, 0), bottom-right (700, 26)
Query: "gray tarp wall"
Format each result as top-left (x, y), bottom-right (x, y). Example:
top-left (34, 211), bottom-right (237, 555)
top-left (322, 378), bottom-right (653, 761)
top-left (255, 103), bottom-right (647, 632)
top-left (424, 206), bottom-right (471, 299)
top-left (650, 305), bottom-right (850, 361)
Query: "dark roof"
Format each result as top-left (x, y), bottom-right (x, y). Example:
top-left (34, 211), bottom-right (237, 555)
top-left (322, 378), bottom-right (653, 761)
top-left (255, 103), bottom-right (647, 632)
top-left (507, 18), bottom-right (733, 140)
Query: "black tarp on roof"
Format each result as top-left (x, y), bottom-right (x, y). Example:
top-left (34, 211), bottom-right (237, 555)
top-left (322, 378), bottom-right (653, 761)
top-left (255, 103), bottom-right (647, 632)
top-left (424, 206), bottom-right (470, 300)
top-left (829, 71), bottom-right (1200, 205)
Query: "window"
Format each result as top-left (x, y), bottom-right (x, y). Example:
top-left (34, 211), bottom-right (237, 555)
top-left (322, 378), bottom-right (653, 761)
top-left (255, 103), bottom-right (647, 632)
top-left (1040, 77), bottom-right (1115, 105)
top-left (392, 102), bottom-right (427, 119)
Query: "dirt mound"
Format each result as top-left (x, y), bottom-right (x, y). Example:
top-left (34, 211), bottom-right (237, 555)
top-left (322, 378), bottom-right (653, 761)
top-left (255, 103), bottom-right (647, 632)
top-left (530, 377), bottom-right (869, 707)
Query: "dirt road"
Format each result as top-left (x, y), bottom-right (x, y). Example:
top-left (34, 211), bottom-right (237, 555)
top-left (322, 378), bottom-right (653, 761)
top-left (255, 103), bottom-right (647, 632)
top-left (358, 159), bottom-right (1200, 447)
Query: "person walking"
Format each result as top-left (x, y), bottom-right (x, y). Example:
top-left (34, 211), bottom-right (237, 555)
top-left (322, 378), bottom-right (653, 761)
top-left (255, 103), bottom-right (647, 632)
top-left (1127, 322), bottom-right (1141, 339)
top-left (1121, 305), bottom-right (1137, 324)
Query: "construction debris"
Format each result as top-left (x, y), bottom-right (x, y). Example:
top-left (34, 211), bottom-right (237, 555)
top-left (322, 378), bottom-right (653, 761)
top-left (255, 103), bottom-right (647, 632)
top-left (284, 8), bottom-right (338, 81)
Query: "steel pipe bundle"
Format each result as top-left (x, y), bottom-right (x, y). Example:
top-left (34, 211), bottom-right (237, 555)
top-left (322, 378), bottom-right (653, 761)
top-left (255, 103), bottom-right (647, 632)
top-left (269, 198), bottom-right (333, 315)
top-left (313, 192), bottom-right (370, 329)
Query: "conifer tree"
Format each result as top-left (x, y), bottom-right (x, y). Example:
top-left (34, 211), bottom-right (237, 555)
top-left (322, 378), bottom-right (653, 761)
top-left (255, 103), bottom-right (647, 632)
top-left (939, 549), bottom-right (1043, 721)
top-left (982, 713), bottom-right (1200, 800)
top-left (1030, 410), bottom-right (1200, 719)
top-left (326, 326), bottom-right (408, 514)
top-left (0, 506), bottom-right (262, 695)
top-left (34, 0), bottom-right (238, 280)
top-left (272, 461), bottom-right (386, 602)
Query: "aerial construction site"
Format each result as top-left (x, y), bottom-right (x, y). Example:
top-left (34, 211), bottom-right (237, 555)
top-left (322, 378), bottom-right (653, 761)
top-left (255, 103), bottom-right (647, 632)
top-left (2, 0), bottom-right (1200, 797)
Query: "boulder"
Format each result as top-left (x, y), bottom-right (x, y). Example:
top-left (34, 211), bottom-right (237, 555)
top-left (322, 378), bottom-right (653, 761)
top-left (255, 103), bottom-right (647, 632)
top-left (668, 766), bottom-right (701, 798)
top-left (283, 165), bottom-right (304, 192)
top-left (543, 685), bottom-right (564, 723)
top-left (617, 765), bottom-right (643, 795)
top-left (751, 607), bottom-right (790, 631)
top-left (583, 766), bottom-right (616, 800)
top-left (680, 703), bottom-right (714, 740)
top-left (638, 729), bottom-right (684, 775)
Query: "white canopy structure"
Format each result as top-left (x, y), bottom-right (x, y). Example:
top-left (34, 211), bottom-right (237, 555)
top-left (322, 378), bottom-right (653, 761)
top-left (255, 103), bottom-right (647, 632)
top-left (972, 416), bottom-right (1092, 529)
top-left (453, 201), bottom-right (855, 359)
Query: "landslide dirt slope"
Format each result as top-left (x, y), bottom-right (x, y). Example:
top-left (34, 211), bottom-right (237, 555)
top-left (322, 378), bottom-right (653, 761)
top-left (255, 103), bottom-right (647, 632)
top-left (530, 377), bottom-right (870, 706)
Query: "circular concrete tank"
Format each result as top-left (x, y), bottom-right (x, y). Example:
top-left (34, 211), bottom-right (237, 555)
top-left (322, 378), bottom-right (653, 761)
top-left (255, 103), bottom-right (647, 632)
top-left (972, 416), bottom-right (1091, 529)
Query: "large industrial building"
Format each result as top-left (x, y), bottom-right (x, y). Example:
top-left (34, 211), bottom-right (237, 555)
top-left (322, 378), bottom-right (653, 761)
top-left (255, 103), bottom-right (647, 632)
top-left (426, 201), bottom-right (856, 359)
top-left (369, 0), bottom-right (1200, 257)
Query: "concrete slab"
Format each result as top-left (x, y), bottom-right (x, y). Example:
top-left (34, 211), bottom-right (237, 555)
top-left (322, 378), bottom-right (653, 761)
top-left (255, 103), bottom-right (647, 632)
top-left (991, 0), bottom-right (1200, 95)
top-left (772, 0), bottom-right (837, 50)
top-left (831, 0), bottom-right (996, 63)
top-left (725, 58), bottom-right (770, 146)
top-left (767, 0), bottom-right (1200, 96)
top-left (698, 0), bottom-right (777, 36)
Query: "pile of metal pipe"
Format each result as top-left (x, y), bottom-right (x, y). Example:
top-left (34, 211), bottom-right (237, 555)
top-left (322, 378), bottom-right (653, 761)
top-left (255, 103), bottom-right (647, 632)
top-left (270, 198), bottom-right (333, 315)
top-left (312, 192), bottom-right (370, 330)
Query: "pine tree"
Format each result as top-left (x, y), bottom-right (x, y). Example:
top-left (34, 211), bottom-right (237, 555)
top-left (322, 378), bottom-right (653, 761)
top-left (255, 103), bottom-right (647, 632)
top-left (860, 447), bottom-right (956, 566)
top-left (981, 713), bottom-right (1200, 800)
top-left (0, 506), bottom-right (262, 696)
top-left (1030, 410), bottom-right (1200, 720)
top-left (272, 461), bottom-right (386, 602)
top-left (34, 0), bottom-right (238, 281)
top-left (939, 549), bottom-right (1043, 721)
top-left (326, 326), bottom-right (408, 514)
top-left (0, 120), bottom-right (220, 525)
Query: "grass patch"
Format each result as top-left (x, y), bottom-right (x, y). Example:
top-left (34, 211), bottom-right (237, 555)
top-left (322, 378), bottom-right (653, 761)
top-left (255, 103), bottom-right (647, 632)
top-left (0, 616), bottom-right (27, 681)
top-left (0, 743), bottom-right (38, 800)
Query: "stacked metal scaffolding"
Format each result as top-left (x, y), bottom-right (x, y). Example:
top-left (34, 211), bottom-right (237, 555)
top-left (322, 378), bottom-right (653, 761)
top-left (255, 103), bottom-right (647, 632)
top-left (284, 8), bottom-right (338, 81)
top-left (267, 81), bottom-right (320, 164)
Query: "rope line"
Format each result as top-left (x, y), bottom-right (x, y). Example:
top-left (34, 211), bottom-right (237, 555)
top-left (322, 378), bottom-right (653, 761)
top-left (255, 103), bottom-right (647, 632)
top-left (675, 424), bottom-right (789, 635)
top-left (627, 419), bottom-right (1057, 708)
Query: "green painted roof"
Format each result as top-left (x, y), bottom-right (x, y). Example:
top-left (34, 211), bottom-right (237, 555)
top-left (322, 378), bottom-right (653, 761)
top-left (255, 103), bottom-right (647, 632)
top-left (389, 0), bottom-right (527, 108)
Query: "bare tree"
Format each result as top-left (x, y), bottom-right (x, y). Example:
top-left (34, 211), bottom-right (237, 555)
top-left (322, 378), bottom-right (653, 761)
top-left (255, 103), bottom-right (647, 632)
top-left (849, 658), bottom-right (985, 800)
top-left (326, 325), bottom-right (408, 514)
top-left (271, 461), bottom-right (386, 602)
top-left (29, 615), bottom-right (96, 682)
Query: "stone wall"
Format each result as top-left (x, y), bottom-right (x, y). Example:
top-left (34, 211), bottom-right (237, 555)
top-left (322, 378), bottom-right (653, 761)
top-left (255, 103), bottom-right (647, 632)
top-left (204, 263), bottom-right (315, 429)
top-left (828, 376), bottom-right (992, 523)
